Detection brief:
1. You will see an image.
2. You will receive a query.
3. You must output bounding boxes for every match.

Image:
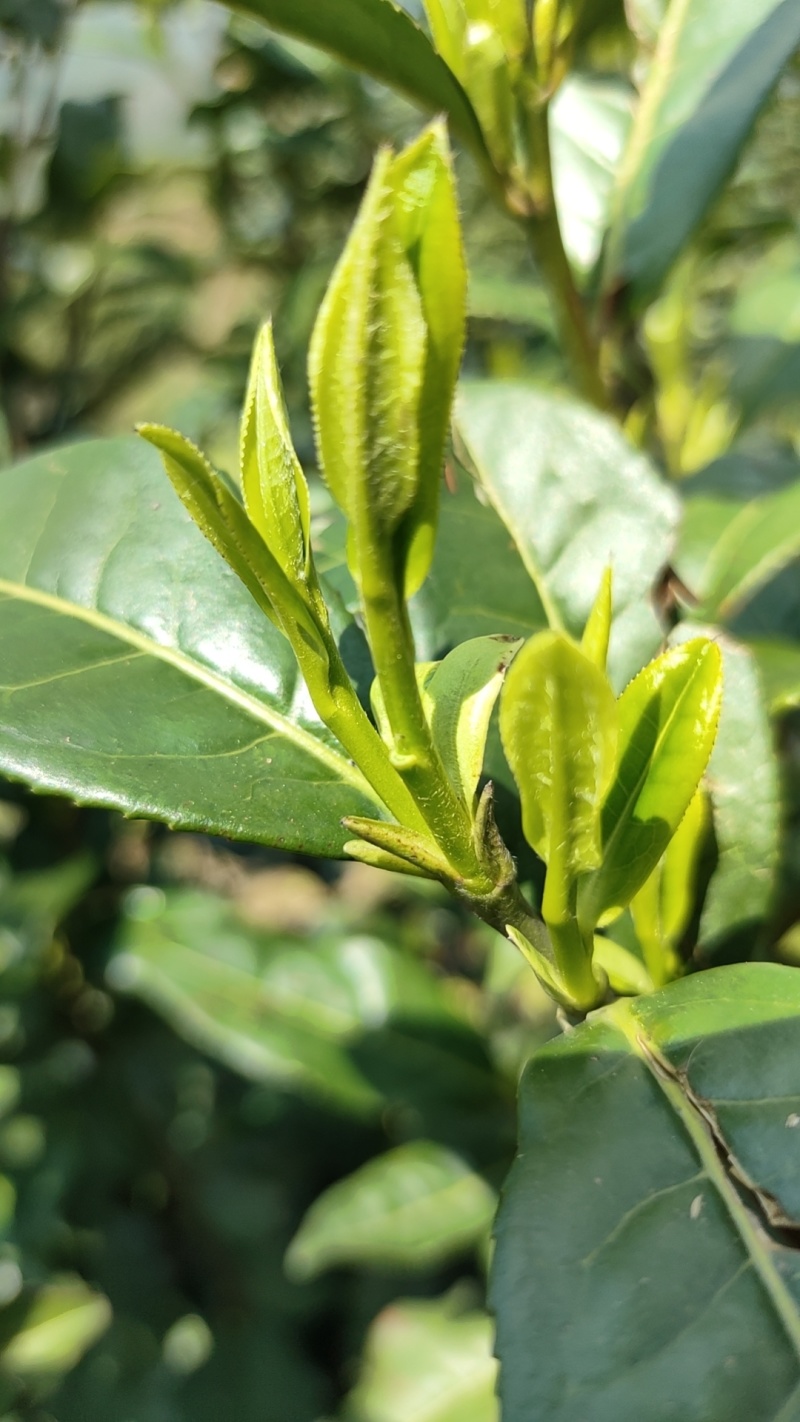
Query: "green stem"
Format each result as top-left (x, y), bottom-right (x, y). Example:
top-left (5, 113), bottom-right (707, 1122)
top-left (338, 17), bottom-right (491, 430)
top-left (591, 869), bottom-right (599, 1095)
top-left (291, 614), bottom-right (431, 839)
top-left (358, 560), bottom-right (480, 879)
top-left (518, 100), bottom-right (609, 412)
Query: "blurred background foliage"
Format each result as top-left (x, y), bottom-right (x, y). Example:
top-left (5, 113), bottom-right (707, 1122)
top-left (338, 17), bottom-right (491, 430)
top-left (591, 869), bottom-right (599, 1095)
top-left (0, 0), bottom-right (799, 1417)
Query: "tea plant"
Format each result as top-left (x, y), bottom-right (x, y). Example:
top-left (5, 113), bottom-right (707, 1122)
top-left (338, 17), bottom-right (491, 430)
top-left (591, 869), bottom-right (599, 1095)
top-left (2, 0), bottom-right (800, 1416)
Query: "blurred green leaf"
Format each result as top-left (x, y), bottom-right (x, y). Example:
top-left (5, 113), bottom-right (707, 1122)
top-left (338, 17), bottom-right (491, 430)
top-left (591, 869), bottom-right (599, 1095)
top-left (605, 0), bottom-right (800, 301)
top-left (286, 1141), bottom-right (496, 1278)
top-left (550, 76), bottom-right (632, 276)
top-left (686, 633), bottom-right (780, 954)
top-left (345, 1291), bottom-right (498, 1422)
top-left (697, 480), bottom-right (800, 622)
top-left (108, 889), bottom-right (456, 1112)
top-left (219, 0), bottom-right (488, 159)
top-left (455, 381), bottom-right (679, 689)
top-left (749, 637), bottom-right (800, 713)
top-left (1, 1279), bottom-right (111, 1380)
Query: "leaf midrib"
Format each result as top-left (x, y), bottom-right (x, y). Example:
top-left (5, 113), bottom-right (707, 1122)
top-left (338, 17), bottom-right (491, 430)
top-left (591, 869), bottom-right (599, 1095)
top-left (0, 579), bottom-right (375, 800)
top-left (612, 998), bottom-right (800, 1363)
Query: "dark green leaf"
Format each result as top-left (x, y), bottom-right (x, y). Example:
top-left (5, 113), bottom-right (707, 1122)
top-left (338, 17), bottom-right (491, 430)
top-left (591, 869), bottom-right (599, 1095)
top-left (749, 638), bottom-right (800, 713)
top-left (604, 0), bottom-right (800, 301)
top-left (493, 964), bottom-right (800, 1422)
top-left (455, 381), bottom-right (679, 690)
top-left (0, 439), bottom-right (381, 856)
top-left (286, 1141), bottom-right (496, 1277)
top-left (697, 480), bottom-right (800, 623)
top-left (221, 0), bottom-right (487, 158)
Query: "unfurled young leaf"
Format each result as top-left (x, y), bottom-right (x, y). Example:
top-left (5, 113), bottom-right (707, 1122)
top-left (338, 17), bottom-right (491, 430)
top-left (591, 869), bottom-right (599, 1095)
top-left (500, 632), bottom-right (618, 878)
top-left (423, 635), bottom-right (522, 808)
top-left (630, 788), bottom-right (711, 985)
top-left (309, 121), bottom-right (466, 602)
top-left (138, 424), bottom-right (326, 657)
top-left (580, 639), bottom-right (723, 929)
top-left (580, 566), bottom-right (613, 671)
top-left (240, 321), bottom-right (312, 584)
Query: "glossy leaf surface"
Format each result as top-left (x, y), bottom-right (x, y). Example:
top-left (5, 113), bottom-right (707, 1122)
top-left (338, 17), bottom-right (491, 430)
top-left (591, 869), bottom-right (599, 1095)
top-left (456, 382), bottom-right (679, 689)
top-left (605, 0), bottom-right (800, 300)
top-left (221, 0), bottom-right (487, 158)
top-left (493, 964), bottom-right (800, 1422)
top-left (550, 76), bottom-right (632, 275)
top-left (286, 1141), bottom-right (496, 1278)
top-left (581, 639), bottom-right (722, 926)
top-left (0, 439), bottom-right (380, 856)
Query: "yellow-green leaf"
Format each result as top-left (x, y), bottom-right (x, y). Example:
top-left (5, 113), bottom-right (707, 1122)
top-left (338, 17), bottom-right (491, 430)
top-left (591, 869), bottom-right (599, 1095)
top-left (499, 631), bottom-right (619, 878)
top-left (423, 635), bottom-right (522, 807)
top-left (240, 321), bottom-right (311, 583)
top-left (581, 639), bottom-right (722, 929)
top-left (580, 566), bottom-right (613, 670)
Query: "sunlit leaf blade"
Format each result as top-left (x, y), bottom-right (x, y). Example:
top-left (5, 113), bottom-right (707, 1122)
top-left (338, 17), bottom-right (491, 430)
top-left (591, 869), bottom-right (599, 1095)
top-left (346, 1292), bottom-right (498, 1422)
top-left (500, 632), bottom-right (618, 876)
top-left (492, 964), bottom-right (800, 1422)
top-left (286, 1141), bottom-right (496, 1278)
top-left (0, 438), bottom-right (380, 856)
top-left (580, 639), bottom-right (722, 926)
top-left (605, 0), bottom-right (800, 301)
top-left (550, 76), bottom-right (632, 276)
top-left (456, 382), bottom-right (679, 690)
top-left (221, 0), bottom-right (488, 159)
top-left (423, 635), bottom-right (521, 807)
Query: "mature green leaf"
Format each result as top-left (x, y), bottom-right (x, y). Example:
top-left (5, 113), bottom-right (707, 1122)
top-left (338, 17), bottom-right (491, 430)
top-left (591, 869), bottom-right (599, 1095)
top-left (346, 1291), bottom-right (498, 1422)
top-left (286, 1141), bottom-right (496, 1278)
top-left (423, 635), bottom-right (521, 806)
top-left (727, 238), bottom-right (800, 422)
top-left (0, 438), bottom-right (380, 856)
top-left (455, 382), bottom-right (679, 689)
top-left (550, 76), bottom-right (632, 275)
top-left (580, 639), bottom-right (722, 927)
top-left (685, 633), bottom-right (780, 954)
top-left (314, 472), bottom-right (549, 656)
top-left (500, 633), bottom-right (618, 879)
top-left (749, 638), bottom-right (800, 713)
top-left (697, 480), bottom-right (800, 623)
top-left (221, 0), bottom-right (487, 158)
top-left (493, 964), bottom-right (800, 1422)
top-left (605, 0), bottom-right (800, 300)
